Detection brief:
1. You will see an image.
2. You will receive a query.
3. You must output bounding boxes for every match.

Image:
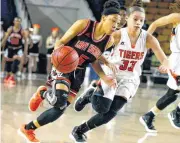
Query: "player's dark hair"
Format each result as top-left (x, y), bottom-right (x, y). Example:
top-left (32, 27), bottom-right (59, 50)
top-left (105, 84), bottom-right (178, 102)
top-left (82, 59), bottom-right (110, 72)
top-left (120, 6), bottom-right (127, 11)
top-left (102, 0), bottom-right (120, 15)
top-left (127, 0), bottom-right (145, 15)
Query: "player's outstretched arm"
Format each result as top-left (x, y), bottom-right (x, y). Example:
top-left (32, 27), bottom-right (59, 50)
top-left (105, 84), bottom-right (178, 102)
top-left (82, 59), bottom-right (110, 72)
top-left (146, 33), bottom-right (170, 71)
top-left (148, 13), bottom-right (180, 34)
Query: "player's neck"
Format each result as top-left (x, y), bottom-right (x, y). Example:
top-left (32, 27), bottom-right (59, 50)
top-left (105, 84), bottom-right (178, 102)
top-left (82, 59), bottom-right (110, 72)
top-left (94, 22), bottom-right (106, 37)
top-left (14, 25), bottom-right (20, 30)
top-left (127, 27), bottom-right (140, 38)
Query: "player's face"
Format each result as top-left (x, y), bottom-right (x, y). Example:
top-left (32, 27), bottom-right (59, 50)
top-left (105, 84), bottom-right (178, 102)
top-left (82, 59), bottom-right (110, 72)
top-left (103, 14), bottom-right (121, 35)
top-left (14, 18), bottom-right (21, 27)
top-left (127, 11), bottom-right (145, 31)
top-left (52, 31), bottom-right (58, 38)
top-left (119, 10), bottom-right (127, 25)
top-left (33, 27), bottom-right (40, 34)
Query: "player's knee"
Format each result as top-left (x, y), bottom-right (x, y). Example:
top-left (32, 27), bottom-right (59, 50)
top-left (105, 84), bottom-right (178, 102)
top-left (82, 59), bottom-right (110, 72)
top-left (101, 110), bottom-right (117, 124)
top-left (92, 95), bottom-right (112, 114)
top-left (46, 79), bottom-right (70, 109)
top-left (156, 88), bottom-right (178, 110)
top-left (53, 89), bottom-right (69, 109)
top-left (110, 96), bottom-right (127, 113)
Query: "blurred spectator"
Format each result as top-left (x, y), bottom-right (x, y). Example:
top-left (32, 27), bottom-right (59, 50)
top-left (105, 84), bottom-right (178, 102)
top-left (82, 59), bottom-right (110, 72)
top-left (28, 24), bottom-right (42, 79)
top-left (46, 27), bottom-right (61, 74)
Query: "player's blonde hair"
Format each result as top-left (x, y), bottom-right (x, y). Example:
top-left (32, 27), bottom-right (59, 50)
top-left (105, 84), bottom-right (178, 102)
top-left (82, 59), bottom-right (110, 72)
top-left (127, 0), bottom-right (145, 15)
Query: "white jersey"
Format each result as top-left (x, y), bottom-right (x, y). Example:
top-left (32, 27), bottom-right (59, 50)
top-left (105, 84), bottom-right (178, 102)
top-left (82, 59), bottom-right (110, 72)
top-left (170, 24), bottom-right (180, 52)
top-left (31, 34), bottom-right (41, 44)
top-left (167, 24), bottom-right (180, 90)
top-left (111, 28), bottom-right (148, 78)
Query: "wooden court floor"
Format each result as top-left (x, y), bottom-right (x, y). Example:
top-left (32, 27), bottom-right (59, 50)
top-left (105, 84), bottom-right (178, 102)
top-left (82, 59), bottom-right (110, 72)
top-left (1, 79), bottom-right (180, 143)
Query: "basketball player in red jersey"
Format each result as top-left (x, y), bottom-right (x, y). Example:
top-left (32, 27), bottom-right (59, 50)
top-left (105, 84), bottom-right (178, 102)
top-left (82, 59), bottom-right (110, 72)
top-left (1, 17), bottom-right (28, 85)
top-left (18, 0), bottom-right (121, 142)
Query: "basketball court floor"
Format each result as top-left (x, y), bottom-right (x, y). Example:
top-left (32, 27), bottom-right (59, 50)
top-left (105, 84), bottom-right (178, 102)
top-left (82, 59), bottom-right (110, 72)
top-left (1, 78), bottom-right (180, 143)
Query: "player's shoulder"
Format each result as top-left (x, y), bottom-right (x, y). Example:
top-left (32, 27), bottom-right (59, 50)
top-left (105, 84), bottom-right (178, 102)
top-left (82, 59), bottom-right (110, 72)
top-left (75, 19), bottom-right (93, 28)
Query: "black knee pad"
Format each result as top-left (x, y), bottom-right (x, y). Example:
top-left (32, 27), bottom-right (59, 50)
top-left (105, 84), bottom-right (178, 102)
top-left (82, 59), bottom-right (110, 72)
top-left (46, 79), bottom-right (70, 109)
top-left (91, 95), bottom-right (112, 114)
top-left (54, 89), bottom-right (69, 108)
top-left (156, 88), bottom-right (179, 110)
top-left (110, 96), bottom-right (127, 113)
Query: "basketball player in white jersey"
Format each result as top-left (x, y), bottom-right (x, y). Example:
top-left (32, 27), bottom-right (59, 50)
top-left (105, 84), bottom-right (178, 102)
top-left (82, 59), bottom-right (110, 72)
top-left (71, 1), bottom-right (170, 142)
top-left (140, 2), bottom-right (180, 132)
top-left (29, 24), bottom-right (42, 78)
top-left (46, 27), bottom-right (60, 74)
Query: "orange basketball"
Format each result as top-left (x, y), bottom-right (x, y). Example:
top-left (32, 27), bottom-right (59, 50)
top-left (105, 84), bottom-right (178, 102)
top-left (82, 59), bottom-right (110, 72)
top-left (51, 46), bottom-right (79, 73)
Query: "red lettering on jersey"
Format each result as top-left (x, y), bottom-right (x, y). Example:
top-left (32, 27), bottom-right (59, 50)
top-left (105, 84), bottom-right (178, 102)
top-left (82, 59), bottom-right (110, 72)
top-left (136, 52), bottom-right (140, 60)
top-left (126, 51), bottom-right (131, 59)
top-left (119, 50), bottom-right (145, 60)
top-left (10, 37), bottom-right (20, 45)
top-left (131, 51), bottom-right (136, 59)
top-left (87, 44), bottom-right (102, 59)
top-left (124, 50), bottom-right (127, 58)
top-left (78, 54), bottom-right (89, 66)
top-left (119, 49), bottom-right (124, 57)
top-left (140, 52), bottom-right (144, 59)
top-left (75, 40), bottom-right (89, 51)
top-left (119, 60), bottom-right (137, 72)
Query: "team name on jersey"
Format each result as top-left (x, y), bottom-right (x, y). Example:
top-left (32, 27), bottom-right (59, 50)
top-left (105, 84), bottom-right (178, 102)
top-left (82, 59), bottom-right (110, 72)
top-left (75, 40), bottom-right (102, 59)
top-left (119, 49), bottom-right (144, 60)
top-left (10, 33), bottom-right (22, 39)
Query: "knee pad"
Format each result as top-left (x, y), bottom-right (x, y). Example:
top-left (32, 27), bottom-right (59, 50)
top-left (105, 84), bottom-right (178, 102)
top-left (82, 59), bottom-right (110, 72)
top-left (46, 79), bottom-right (70, 109)
top-left (156, 88), bottom-right (178, 110)
top-left (91, 95), bottom-right (112, 114)
top-left (110, 96), bottom-right (127, 113)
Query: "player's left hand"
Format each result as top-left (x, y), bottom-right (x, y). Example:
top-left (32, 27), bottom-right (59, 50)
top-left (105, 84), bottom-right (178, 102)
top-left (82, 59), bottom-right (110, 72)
top-left (158, 65), bottom-right (168, 73)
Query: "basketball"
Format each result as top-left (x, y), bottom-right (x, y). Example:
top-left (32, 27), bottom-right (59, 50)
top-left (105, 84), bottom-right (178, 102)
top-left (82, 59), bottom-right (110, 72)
top-left (51, 46), bottom-right (79, 73)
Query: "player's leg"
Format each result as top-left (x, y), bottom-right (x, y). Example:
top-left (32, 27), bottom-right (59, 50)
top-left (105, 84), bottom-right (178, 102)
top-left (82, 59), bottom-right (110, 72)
top-left (70, 95), bottom-right (127, 143)
top-left (70, 78), bottom-right (138, 142)
top-left (168, 102), bottom-right (180, 129)
top-left (140, 88), bottom-right (179, 132)
top-left (18, 77), bottom-right (71, 142)
top-left (3, 48), bottom-right (13, 83)
top-left (74, 80), bottom-right (98, 112)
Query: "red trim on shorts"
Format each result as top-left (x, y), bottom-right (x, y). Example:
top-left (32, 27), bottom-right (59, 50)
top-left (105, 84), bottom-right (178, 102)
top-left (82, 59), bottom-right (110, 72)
top-left (56, 77), bottom-right (71, 84)
top-left (77, 20), bottom-right (91, 36)
top-left (92, 21), bottom-right (107, 43)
